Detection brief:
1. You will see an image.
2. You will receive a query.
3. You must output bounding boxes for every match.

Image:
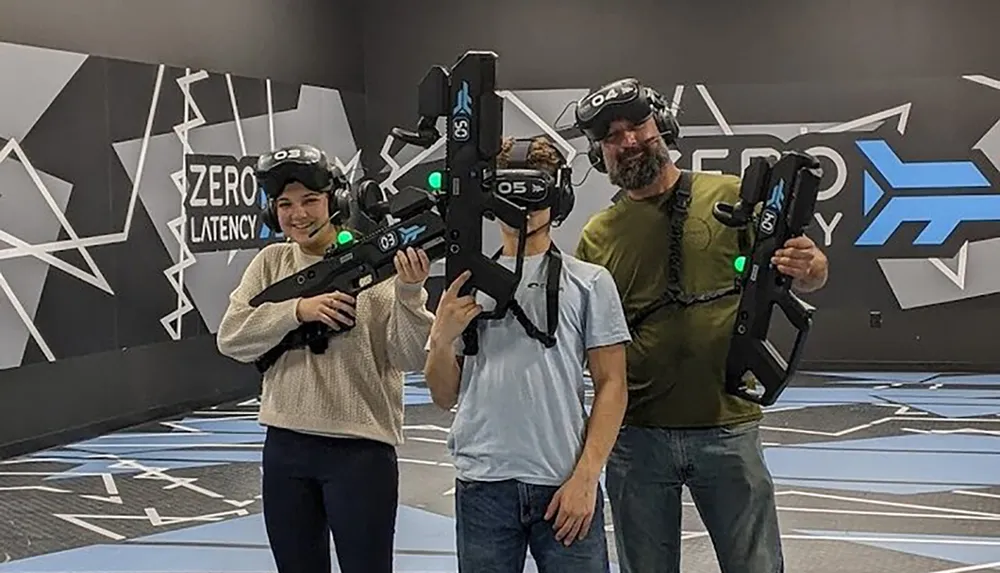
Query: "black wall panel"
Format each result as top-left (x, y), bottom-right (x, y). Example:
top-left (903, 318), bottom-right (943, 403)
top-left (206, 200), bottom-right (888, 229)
top-left (362, 0), bottom-right (1000, 370)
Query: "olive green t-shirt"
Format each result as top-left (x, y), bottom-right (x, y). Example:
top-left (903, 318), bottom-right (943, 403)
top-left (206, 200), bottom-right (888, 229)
top-left (575, 171), bottom-right (762, 428)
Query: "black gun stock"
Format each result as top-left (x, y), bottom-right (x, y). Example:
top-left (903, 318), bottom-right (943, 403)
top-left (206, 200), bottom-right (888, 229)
top-left (712, 151), bottom-right (822, 406)
top-left (248, 185), bottom-right (447, 373)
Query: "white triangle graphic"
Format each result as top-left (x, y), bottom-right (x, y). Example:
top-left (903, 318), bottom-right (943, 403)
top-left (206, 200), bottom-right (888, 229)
top-left (821, 103), bottom-right (912, 135)
top-left (928, 241), bottom-right (969, 290)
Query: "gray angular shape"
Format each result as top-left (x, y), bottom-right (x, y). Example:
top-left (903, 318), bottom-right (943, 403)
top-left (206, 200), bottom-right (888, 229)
top-left (973, 118), bottom-right (1000, 173)
top-left (0, 160), bottom-right (73, 369)
top-left (878, 237), bottom-right (1000, 309)
top-left (0, 41), bottom-right (87, 140)
top-left (113, 83), bottom-right (358, 334)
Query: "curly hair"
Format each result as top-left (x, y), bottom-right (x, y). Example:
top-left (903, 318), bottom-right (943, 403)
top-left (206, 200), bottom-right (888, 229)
top-left (496, 136), bottom-right (564, 176)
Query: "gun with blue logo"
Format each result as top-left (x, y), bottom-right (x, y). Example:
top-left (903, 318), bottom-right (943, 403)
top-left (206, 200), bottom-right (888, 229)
top-left (712, 151), bottom-right (823, 406)
top-left (391, 50), bottom-right (531, 355)
top-left (247, 181), bottom-right (447, 373)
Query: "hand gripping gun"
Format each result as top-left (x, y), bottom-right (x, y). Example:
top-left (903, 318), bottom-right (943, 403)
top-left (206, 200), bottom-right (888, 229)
top-left (391, 50), bottom-right (533, 355)
top-left (711, 151), bottom-right (823, 406)
top-left (248, 181), bottom-right (447, 373)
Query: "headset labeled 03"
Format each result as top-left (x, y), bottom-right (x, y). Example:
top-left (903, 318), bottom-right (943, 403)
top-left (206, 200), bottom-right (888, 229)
top-left (493, 137), bottom-right (575, 225)
top-left (574, 78), bottom-right (680, 173)
top-left (256, 143), bottom-right (351, 233)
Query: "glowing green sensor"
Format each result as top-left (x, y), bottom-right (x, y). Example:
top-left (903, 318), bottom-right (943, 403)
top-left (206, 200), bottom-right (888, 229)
top-left (337, 230), bottom-right (354, 245)
top-left (427, 171), bottom-right (443, 191)
top-left (733, 255), bottom-right (747, 273)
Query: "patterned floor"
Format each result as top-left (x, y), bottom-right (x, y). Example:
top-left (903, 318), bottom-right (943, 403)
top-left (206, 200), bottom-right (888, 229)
top-left (1, 370), bottom-right (999, 572)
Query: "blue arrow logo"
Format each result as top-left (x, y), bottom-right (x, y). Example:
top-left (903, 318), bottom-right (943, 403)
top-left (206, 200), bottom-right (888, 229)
top-left (766, 180), bottom-right (785, 210)
top-left (399, 225), bottom-right (426, 245)
top-left (453, 81), bottom-right (472, 116)
top-left (854, 139), bottom-right (997, 246)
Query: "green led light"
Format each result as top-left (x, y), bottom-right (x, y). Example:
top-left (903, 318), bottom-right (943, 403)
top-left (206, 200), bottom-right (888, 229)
top-left (337, 230), bottom-right (354, 245)
top-left (427, 171), bottom-right (443, 191)
top-left (733, 255), bottom-right (747, 273)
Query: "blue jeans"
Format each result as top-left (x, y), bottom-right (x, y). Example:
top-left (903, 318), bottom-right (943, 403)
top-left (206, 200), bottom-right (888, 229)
top-left (454, 478), bottom-right (611, 573)
top-left (606, 420), bottom-right (783, 573)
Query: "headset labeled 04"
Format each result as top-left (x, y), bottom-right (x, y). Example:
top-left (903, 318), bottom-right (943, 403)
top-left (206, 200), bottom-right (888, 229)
top-left (493, 137), bottom-right (575, 225)
top-left (574, 78), bottom-right (680, 173)
top-left (256, 143), bottom-right (351, 233)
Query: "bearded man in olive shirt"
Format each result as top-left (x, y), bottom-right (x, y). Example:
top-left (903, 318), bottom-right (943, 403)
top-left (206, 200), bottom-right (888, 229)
top-left (572, 78), bottom-right (829, 573)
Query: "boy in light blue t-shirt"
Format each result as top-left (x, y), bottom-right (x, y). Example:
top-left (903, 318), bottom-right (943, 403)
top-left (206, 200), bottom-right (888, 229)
top-left (424, 136), bottom-right (632, 573)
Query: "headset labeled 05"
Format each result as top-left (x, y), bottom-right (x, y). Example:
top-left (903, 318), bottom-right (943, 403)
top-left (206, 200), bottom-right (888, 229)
top-left (574, 78), bottom-right (680, 173)
top-left (256, 143), bottom-right (351, 233)
top-left (493, 137), bottom-right (575, 225)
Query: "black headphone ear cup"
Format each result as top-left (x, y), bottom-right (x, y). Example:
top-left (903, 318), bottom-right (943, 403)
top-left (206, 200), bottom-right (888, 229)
top-left (643, 86), bottom-right (679, 147)
top-left (657, 110), bottom-right (680, 147)
top-left (587, 140), bottom-right (606, 173)
top-left (260, 198), bottom-right (279, 232)
top-left (551, 167), bottom-right (574, 225)
top-left (326, 166), bottom-right (351, 218)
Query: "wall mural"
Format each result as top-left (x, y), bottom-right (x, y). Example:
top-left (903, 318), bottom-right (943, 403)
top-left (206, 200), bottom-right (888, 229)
top-left (379, 77), bottom-right (1000, 313)
top-left (1, 37), bottom-right (999, 371)
top-left (0, 40), bottom-right (364, 370)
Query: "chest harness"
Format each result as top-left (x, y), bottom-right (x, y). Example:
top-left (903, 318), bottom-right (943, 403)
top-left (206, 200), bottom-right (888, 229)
top-left (621, 170), bottom-right (748, 332)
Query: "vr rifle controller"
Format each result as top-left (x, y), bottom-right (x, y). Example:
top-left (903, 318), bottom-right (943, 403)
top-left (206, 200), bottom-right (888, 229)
top-left (712, 151), bottom-right (822, 406)
top-left (248, 181), bottom-right (447, 373)
top-left (391, 50), bottom-right (532, 354)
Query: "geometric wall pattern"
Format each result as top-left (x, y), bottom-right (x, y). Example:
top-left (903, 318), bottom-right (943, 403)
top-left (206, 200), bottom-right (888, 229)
top-left (1, 35), bottom-right (999, 371)
top-left (0, 40), bottom-right (364, 371)
top-left (380, 78), bottom-right (1000, 311)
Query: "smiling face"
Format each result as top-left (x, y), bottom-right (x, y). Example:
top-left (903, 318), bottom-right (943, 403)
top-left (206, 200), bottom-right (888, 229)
top-left (600, 116), bottom-right (672, 191)
top-left (274, 181), bottom-right (332, 249)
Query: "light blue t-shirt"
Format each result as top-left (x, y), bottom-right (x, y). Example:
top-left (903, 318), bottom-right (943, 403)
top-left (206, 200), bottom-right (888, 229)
top-left (446, 249), bottom-right (632, 486)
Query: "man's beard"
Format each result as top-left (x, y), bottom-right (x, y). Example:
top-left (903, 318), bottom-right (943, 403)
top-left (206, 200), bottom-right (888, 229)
top-left (608, 139), bottom-right (671, 190)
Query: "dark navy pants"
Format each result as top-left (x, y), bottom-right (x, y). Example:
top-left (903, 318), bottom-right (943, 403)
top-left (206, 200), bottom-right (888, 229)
top-left (261, 426), bottom-right (398, 573)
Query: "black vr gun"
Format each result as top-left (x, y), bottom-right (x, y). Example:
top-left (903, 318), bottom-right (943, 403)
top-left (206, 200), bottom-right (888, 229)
top-left (248, 182), bottom-right (447, 373)
top-left (711, 151), bottom-right (822, 406)
top-left (247, 50), bottom-right (530, 371)
top-left (392, 50), bottom-right (532, 354)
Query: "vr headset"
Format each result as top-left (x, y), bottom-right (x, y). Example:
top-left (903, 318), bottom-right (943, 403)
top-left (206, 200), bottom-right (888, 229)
top-left (574, 78), bottom-right (680, 173)
top-left (492, 138), bottom-right (575, 225)
top-left (255, 144), bottom-right (351, 232)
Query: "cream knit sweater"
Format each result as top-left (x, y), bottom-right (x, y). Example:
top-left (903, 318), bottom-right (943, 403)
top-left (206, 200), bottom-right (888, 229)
top-left (216, 241), bottom-right (435, 446)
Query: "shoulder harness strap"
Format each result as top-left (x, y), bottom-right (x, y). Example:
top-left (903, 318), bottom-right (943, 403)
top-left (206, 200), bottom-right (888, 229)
top-left (625, 170), bottom-right (741, 332)
top-left (463, 242), bottom-right (562, 355)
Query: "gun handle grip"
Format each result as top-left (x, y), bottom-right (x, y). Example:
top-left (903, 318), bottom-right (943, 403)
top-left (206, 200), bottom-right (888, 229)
top-left (460, 256), bottom-right (518, 308)
top-left (727, 290), bottom-right (814, 406)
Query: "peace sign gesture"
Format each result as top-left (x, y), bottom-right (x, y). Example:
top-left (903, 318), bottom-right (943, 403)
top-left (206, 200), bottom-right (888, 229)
top-left (430, 270), bottom-right (483, 344)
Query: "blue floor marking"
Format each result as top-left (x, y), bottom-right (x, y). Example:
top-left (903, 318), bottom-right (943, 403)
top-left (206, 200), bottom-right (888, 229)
top-left (795, 530), bottom-right (1000, 566)
top-left (0, 505), bottom-right (619, 572)
top-left (36, 459), bottom-right (229, 479)
top-left (63, 431), bottom-right (264, 450)
top-left (782, 433), bottom-right (1000, 454)
top-left (800, 371), bottom-right (941, 383)
top-left (772, 479), bottom-right (964, 495)
top-left (4, 370), bottom-right (998, 571)
top-left (765, 434), bottom-right (1000, 494)
top-left (772, 387), bottom-right (1000, 417)
top-left (925, 374), bottom-right (1000, 385)
top-left (171, 417), bottom-right (264, 434)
